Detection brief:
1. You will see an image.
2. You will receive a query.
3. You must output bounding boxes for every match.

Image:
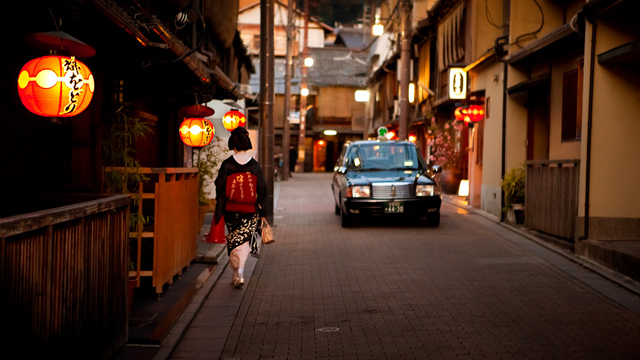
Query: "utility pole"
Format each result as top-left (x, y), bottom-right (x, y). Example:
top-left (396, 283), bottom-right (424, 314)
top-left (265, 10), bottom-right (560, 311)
top-left (260, 0), bottom-right (275, 222)
top-left (398, 0), bottom-right (411, 141)
top-left (283, 0), bottom-right (295, 181)
top-left (297, 0), bottom-right (309, 172)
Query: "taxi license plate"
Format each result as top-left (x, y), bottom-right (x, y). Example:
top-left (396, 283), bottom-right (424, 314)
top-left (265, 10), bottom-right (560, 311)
top-left (384, 201), bottom-right (404, 213)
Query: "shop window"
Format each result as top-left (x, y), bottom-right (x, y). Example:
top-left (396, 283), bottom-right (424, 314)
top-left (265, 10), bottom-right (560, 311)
top-left (439, 70), bottom-right (448, 100)
top-left (561, 69), bottom-right (581, 142)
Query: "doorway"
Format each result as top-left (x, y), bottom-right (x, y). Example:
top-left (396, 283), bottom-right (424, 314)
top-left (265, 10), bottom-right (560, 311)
top-left (526, 88), bottom-right (550, 161)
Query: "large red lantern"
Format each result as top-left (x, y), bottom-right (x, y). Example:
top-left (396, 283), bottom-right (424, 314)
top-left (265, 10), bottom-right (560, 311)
top-left (180, 118), bottom-right (214, 147)
top-left (17, 55), bottom-right (94, 117)
top-left (222, 110), bottom-right (246, 131)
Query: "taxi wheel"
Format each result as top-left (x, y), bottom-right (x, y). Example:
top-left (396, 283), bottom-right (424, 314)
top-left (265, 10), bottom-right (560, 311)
top-left (425, 211), bottom-right (440, 227)
top-left (341, 210), bottom-right (354, 228)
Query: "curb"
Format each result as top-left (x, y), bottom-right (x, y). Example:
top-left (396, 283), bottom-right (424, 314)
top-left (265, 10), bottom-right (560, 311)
top-left (442, 196), bottom-right (640, 297)
top-left (152, 252), bottom-right (230, 360)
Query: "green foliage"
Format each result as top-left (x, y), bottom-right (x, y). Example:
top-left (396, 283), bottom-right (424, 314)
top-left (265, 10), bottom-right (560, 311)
top-left (102, 102), bottom-right (153, 231)
top-left (196, 154), bottom-right (214, 206)
top-left (194, 136), bottom-right (234, 205)
top-left (501, 165), bottom-right (526, 212)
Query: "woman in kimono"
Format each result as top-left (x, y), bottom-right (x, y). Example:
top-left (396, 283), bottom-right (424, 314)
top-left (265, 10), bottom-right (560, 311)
top-left (214, 126), bottom-right (267, 288)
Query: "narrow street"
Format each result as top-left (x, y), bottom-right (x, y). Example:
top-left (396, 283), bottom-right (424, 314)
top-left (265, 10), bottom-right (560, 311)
top-left (171, 173), bottom-right (640, 360)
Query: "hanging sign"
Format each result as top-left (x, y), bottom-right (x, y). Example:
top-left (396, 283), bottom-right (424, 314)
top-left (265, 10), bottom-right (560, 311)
top-left (449, 68), bottom-right (467, 100)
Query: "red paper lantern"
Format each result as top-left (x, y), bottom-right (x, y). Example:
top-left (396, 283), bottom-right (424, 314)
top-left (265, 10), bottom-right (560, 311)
top-left (179, 118), bottom-right (214, 147)
top-left (454, 107), bottom-right (465, 122)
top-left (408, 134), bottom-right (417, 143)
top-left (222, 110), bottom-right (247, 131)
top-left (459, 107), bottom-right (471, 125)
top-left (467, 105), bottom-right (485, 123)
top-left (17, 55), bottom-right (94, 117)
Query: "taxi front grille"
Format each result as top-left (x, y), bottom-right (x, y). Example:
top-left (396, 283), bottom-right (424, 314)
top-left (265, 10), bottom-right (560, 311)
top-left (371, 183), bottom-right (413, 199)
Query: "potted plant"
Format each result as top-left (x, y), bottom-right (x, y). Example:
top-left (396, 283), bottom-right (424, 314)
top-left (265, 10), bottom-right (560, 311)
top-left (501, 165), bottom-right (526, 224)
top-left (101, 101), bottom-right (153, 292)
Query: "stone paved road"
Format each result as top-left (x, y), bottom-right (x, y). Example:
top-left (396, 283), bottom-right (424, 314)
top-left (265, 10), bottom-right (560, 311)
top-left (173, 173), bottom-right (640, 360)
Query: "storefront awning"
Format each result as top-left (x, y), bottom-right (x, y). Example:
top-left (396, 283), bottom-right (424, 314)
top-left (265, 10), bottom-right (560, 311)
top-left (508, 24), bottom-right (579, 64)
top-left (506, 75), bottom-right (549, 95)
top-left (598, 41), bottom-right (640, 64)
top-left (90, 0), bottom-right (251, 100)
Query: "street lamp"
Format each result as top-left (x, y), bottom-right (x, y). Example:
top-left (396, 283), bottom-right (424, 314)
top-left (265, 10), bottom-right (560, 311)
top-left (301, 88), bottom-right (309, 97)
top-left (372, 23), bottom-right (384, 36)
top-left (304, 56), bottom-right (314, 67)
top-left (372, 7), bottom-right (385, 36)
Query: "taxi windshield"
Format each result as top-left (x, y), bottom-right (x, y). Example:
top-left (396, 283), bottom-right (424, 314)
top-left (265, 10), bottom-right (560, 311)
top-left (346, 143), bottom-right (422, 171)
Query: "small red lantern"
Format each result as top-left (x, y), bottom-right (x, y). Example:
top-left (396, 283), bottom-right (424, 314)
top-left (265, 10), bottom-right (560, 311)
top-left (179, 118), bottom-right (214, 147)
top-left (317, 139), bottom-right (326, 146)
top-left (467, 105), bottom-right (485, 123)
top-left (454, 107), bottom-right (465, 122)
top-left (17, 55), bottom-right (94, 117)
top-left (408, 134), bottom-right (417, 143)
top-left (386, 130), bottom-right (396, 140)
top-left (222, 110), bottom-right (247, 131)
top-left (460, 107), bottom-right (471, 125)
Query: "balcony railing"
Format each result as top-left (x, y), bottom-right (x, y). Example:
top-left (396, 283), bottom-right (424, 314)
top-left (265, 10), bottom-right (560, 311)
top-left (525, 159), bottom-right (580, 241)
top-left (0, 195), bottom-right (130, 359)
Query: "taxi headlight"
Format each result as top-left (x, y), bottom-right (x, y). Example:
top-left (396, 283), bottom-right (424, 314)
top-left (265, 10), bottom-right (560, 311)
top-left (346, 185), bottom-right (371, 198)
top-left (416, 184), bottom-right (435, 196)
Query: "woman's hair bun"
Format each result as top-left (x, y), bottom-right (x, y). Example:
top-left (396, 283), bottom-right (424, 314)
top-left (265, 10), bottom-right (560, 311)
top-left (228, 126), bottom-right (252, 151)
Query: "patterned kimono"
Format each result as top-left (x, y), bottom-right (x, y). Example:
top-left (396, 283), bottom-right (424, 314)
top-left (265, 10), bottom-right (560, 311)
top-left (224, 212), bottom-right (260, 256)
top-left (214, 156), bottom-right (267, 261)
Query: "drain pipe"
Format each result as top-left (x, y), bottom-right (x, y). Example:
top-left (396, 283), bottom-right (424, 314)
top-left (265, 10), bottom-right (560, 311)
top-left (579, 17), bottom-right (596, 240)
top-left (500, 59), bottom-right (508, 221)
top-left (495, 34), bottom-right (509, 221)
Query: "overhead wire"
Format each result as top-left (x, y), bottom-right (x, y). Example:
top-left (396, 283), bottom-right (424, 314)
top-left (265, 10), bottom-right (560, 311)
top-left (485, 0), bottom-right (507, 30)
top-left (515, 0), bottom-right (544, 48)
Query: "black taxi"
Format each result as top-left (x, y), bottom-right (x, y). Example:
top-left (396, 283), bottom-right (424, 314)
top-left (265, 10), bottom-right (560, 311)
top-left (331, 139), bottom-right (442, 227)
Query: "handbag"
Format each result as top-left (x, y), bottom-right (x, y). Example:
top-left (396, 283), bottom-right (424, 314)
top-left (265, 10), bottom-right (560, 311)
top-left (261, 218), bottom-right (275, 244)
top-left (250, 230), bottom-right (262, 258)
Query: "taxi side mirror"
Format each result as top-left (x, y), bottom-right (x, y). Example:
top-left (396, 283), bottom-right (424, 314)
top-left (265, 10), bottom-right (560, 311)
top-left (432, 165), bottom-right (443, 174)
